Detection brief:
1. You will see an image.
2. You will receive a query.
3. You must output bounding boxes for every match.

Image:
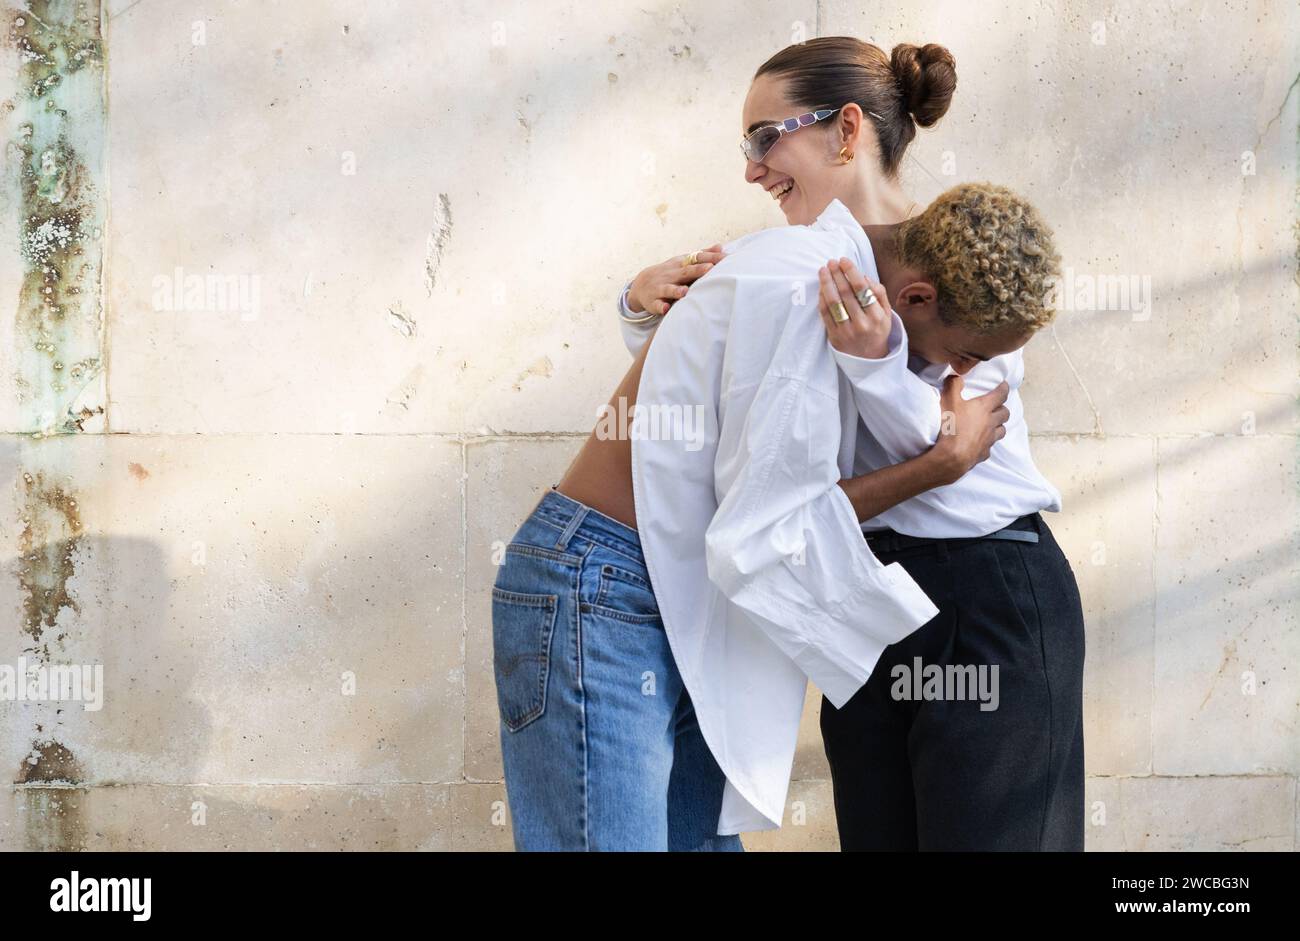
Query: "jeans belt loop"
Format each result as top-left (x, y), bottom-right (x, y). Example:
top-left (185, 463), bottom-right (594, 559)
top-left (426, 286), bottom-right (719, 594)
top-left (554, 504), bottom-right (589, 550)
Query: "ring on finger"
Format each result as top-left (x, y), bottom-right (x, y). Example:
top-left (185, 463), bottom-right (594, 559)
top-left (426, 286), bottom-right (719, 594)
top-left (830, 301), bottom-right (849, 323)
top-left (683, 251), bottom-right (699, 267)
top-left (856, 288), bottom-right (877, 308)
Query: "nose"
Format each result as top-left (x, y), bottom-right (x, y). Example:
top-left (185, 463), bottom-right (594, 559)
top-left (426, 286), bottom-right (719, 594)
top-left (744, 160), bottom-right (764, 184)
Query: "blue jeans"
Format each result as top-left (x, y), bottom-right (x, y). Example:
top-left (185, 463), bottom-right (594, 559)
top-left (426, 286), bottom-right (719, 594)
top-left (491, 487), bottom-right (744, 852)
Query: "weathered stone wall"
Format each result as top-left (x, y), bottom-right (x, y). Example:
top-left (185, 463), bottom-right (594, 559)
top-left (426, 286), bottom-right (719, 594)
top-left (1, 0), bottom-right (1295, 850)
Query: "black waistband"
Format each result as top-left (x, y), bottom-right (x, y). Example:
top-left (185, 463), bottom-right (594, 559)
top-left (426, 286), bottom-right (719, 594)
top-left (863, 513), bottom-right (1041, 555)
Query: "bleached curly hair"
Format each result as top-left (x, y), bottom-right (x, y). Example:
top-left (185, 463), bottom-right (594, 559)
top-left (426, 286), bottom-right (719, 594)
top-left (895, 182), bottom-right (1061, 335)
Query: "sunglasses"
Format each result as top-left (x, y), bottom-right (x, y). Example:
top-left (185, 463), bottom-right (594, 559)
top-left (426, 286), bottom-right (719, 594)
top-left (740, 107), bottom-right (842, 163)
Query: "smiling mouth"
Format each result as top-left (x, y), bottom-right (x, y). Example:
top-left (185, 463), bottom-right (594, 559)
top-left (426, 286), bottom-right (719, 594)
top-left (769, 180), bottom-right (794, 203)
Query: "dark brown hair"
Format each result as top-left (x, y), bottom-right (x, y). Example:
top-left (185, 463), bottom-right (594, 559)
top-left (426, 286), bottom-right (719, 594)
top-left (753, 37), bottom-right (957, 176)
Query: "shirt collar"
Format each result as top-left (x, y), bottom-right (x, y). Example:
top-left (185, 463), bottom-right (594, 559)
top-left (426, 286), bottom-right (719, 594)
top-left (812, 199), bottom-right (956, 382)
top-left (808, 197), bottom-right (876, 268)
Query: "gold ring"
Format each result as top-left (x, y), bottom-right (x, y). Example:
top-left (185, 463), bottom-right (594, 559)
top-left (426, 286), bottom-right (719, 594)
top-left (830, 301), bottom-right (849, 323)
top-left (683, 251), bottom-right (699, 267)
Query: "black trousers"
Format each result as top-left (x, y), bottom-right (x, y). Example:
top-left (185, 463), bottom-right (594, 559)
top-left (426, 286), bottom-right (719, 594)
top-left (820, 513), bottom-right (1086, 851)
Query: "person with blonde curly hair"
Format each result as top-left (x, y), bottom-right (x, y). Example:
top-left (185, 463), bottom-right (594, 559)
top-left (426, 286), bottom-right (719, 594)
top-left (894, 181), bottom-right (1062, 334)
top-left (820, 181), bottom-right (1062, 362)
top-left (806, 180), bottom-right (1083, 851)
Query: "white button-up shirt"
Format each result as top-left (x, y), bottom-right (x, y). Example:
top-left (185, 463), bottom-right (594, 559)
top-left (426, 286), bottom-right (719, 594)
top-left (628, 199), bottom-right (939, 834)
top-left (621, 203), bottom-right (1062, 540)
top-left (830, 318), bottom-right (1062, 536)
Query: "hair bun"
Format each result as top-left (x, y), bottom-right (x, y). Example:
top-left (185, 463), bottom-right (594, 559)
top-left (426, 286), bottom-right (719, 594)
top-left (889, 42), bottom-right (957, 128)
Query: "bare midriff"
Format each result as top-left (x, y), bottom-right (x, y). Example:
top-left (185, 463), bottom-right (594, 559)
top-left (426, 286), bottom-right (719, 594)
top-left (553, 334), bottom-right (657, 531)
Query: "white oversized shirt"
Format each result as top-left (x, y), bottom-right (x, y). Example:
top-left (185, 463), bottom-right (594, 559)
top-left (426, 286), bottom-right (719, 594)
top-left (621, 205), bottom-right (1062, 539)
top-left (628, 198), bottom-right (939, 834)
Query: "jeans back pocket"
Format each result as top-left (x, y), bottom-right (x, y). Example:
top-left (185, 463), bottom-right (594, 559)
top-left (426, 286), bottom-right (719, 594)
top-left (491, 586), bottom-right (559, 732)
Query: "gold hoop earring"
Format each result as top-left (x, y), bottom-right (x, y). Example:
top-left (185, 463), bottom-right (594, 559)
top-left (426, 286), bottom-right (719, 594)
top-left (839, 146), bottom-right (854, 164)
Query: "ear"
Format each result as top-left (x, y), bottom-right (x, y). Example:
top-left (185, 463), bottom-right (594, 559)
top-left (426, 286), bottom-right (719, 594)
top-left (838, 101), bottom-right (864, 146)
top-left (894, 280), bottom-right (938, 310)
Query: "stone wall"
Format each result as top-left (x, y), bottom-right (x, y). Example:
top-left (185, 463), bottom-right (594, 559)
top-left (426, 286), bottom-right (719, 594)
top-left (1, 0), bottom-right (1295, 850)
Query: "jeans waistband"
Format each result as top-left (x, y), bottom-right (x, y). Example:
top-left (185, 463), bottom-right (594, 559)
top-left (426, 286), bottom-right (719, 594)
top-left (530, 487), bottom-right (645, 562)
top-left (863, 513), bottom-right (1042, 556)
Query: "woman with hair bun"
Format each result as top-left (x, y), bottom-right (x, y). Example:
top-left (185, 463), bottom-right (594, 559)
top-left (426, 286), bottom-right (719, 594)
top-left (493, 35), bottom-right (1083, 853)
top-left (619, 38), bottom-right (957, 320)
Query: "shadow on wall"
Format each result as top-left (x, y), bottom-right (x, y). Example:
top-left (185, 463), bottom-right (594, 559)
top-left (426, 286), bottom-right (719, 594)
top-left (3, 433), bottom-right (469, 850)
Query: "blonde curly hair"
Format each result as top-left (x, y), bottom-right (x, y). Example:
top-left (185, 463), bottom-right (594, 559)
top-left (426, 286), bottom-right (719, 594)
top-left (895, 182), bottom-right (1061, 335)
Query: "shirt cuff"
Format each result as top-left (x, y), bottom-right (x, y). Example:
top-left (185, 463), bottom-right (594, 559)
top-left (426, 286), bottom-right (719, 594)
top-left (619, 281), bottom-right (637, 318)
top-left (830, 311), bottom-right (910, 394)
top-left (787, 560), bottom-right (939, 709)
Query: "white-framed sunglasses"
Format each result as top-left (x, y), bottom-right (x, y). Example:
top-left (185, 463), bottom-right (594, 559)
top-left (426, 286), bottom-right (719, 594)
top-left (739, 106), bottom-right (885, 163)
top-left (741, 107), bottom-right (841, 163)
